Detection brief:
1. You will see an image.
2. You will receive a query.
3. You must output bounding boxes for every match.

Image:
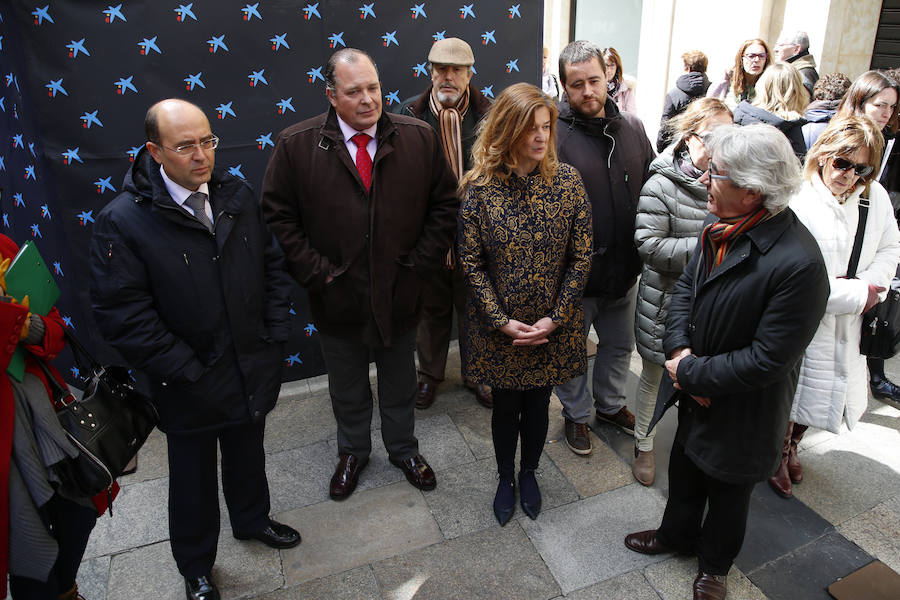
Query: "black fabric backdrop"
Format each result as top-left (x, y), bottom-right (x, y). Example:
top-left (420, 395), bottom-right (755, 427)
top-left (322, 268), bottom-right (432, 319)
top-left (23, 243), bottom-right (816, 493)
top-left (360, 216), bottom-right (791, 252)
top-left (0, 1), bottom-right (542, 383)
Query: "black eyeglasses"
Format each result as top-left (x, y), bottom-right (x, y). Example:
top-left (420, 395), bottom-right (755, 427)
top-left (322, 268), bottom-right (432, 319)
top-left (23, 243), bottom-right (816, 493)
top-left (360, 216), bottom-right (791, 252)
top-left (742, 52), bottom-right (767, 61)
top-left (706, 160), bottom-right (731, 181)
top-left (831, 157), bottom-right (874, 177)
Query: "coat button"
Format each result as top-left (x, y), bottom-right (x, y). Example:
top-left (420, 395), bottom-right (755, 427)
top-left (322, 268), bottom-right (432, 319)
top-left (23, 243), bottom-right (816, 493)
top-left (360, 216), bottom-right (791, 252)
top-left (253, 410), bottom-right (261, 417)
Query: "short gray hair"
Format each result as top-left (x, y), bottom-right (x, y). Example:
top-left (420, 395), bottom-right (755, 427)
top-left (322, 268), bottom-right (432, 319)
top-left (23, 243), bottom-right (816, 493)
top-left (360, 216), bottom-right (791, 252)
top-left (778, 30), bottom-right (810, 52)
top-left (324, 48), bottom-right (378, 92)
top-left (558, 40), bottom-right (603, 86)
top-left (705, 124), bottom-right (801, 213)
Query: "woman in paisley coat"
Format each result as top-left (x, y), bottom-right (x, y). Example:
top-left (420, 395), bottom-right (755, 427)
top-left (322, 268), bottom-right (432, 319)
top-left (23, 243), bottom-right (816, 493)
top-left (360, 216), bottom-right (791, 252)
top-left (458, 83), bottom-right (592, 525)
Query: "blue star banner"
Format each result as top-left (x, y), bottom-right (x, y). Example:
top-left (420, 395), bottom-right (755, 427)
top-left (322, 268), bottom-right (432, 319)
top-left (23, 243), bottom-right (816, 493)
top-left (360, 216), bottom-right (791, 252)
top-left (0, 1), bottom-right (541, 383)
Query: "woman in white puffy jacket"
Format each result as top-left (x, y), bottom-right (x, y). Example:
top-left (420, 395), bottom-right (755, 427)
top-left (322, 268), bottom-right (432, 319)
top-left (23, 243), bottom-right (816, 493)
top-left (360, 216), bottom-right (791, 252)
top-left (773, 116), bottom-right (900, 499)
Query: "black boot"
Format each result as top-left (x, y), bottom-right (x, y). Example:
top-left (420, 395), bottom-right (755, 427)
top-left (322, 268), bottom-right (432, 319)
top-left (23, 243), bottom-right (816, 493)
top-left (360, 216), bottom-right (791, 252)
top-left (871, 375), bottom-right (900, 402)
top-left (518, 469), bottom-right (542, 520)
top-left (492, 475), bottom-right (515, 526)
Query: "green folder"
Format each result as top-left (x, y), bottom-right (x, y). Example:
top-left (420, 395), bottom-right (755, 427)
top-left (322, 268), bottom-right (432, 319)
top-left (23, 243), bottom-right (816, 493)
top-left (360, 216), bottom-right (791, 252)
top-left (5, 240), bottom-right (60, 381)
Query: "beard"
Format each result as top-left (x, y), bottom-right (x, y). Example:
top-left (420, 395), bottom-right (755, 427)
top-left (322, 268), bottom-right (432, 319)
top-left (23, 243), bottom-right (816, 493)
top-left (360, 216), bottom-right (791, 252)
top-left (436, 86), bottom-right (462, 106)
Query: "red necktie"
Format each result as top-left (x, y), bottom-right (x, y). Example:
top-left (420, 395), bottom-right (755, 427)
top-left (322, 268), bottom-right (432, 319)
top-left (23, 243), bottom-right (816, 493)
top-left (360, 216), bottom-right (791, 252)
top-left (350, 133), bottom-right (372, 191)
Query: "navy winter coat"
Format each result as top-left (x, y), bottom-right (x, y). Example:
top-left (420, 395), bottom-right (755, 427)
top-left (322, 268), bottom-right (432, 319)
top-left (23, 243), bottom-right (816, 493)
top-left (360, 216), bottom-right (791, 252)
top-left (89, 148), bottom-right (294, 434)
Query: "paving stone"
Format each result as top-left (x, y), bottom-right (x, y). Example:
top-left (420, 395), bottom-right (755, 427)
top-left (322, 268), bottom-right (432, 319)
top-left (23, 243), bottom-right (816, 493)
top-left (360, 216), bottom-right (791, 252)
top-left (414, 413), bottom-right (476, 472)
top-left (520, 483), bottom-right (668, 594)
top-left (372, 523), bottom-right (560, 600)
top-left (265, 440), bottom-right (337, 513)
top-left (837, 493), bottom-right (900, 574)
top-left (747, 531), bottom-right (873, 600)
top-left (544, 413), bottom-right (633, 498)
top-left (735, 483), bottom-right (834, 574)
top-left (644, 555), bottom-right (766, 600)
top-left (76, 554), bottom-right (110, 600)
top-left (107, 531), bottom-right (282, 600)
top-left (859, 394), bottom-right (900, 432)
top-left (118, 427), bottom-right (168, 485)
top-left (264, 392), bottom-right (337, 454)
top-left (278, 380), bottom-right (309, 401)
top-left (280, 481), bottom-right (443, 585)
top-left (254, 566), bottom-right (381, 600)
top-left (791, 420), bottom-right (900, 525)
top-left (84, 476), bottom-right (169, 559)
top-left (306, 374), bottom-right (329, 395)
top-left (450, 404), bottom-right (497, 460)
top-left (423, 453), bottom-right (578, 540)
top-left (564, 569), bottom-right (659, 599)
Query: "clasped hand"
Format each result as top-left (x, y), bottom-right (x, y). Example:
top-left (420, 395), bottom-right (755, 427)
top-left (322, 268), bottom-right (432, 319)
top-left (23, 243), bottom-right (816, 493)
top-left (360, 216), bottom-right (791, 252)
top-left (664, 347), bottom-right (711, 408)
top-left (499, 317), bottom-right (557, 346)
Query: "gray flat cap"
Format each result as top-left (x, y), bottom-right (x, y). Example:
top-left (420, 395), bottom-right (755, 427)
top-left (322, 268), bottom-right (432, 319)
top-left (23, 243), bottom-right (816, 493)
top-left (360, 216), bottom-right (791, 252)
top-left (428, 37), bottom-right (475, 66)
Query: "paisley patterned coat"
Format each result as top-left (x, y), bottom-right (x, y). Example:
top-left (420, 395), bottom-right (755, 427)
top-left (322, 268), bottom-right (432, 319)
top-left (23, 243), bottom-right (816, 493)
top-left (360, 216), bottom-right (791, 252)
top-left (458, 163), bottom-right (592, 389)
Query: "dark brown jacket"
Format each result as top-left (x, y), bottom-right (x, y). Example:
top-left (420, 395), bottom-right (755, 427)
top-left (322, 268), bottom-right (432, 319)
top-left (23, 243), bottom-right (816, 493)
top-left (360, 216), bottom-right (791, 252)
top-left (261, 107), bottom-right (459, 345)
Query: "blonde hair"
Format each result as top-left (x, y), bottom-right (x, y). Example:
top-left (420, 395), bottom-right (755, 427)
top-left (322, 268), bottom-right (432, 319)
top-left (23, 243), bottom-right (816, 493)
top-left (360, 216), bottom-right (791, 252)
top-left (460, 83), bottom-right (559, 189)
top-left (666, 97), bottom-right (732, 150)
top-left (753, 63), bottom-right (809, 120)
top-left (803, 115), bottom-right (885, 193)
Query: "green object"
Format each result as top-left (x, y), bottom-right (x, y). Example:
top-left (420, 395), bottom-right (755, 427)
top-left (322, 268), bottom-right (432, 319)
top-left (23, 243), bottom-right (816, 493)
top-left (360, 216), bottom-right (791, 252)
top-left (5, 240), bottom-right (60, 382)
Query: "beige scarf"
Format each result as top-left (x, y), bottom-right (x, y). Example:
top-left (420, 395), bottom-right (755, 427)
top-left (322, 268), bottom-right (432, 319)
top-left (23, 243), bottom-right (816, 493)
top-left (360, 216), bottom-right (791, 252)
top-left (429, 85), bottom-right (470, 181)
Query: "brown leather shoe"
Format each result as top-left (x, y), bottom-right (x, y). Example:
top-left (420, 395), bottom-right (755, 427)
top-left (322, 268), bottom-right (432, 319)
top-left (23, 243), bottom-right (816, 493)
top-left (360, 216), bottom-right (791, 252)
top-left (632, 447), bottom-right (655, 486)
top-left (768, 425), bottom-right (793, 498)
top-left (329, 454), bottom-right (368, 500)
top-left (597, 406), bottom-right (635, 434)
top-left (390, 453), bottom-right (436, 490)
top-left (465, 381), bottom-right (493, 408)
top-left (788, 423), bottom-right (807, 483)
top-left (415, 381), bottom-right (436, 410)
top-left (624, 529), bottom-right (671, 555)
top-left (564, 418), bottom-right (592, 455)
top-left (692, 571), bottom-right (727, 600)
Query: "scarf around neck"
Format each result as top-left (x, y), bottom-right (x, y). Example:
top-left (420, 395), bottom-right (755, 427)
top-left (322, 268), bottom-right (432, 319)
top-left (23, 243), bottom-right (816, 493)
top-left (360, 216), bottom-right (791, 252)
top-left (429, 85), bottom-right (470, 181)
top-left (701, 206), bottom-right (770, 273)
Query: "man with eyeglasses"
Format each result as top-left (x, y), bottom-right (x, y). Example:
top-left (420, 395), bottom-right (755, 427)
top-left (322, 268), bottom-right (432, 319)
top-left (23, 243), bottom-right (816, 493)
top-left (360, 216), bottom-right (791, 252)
top-left (89, 99), bottom-right (299, 600)
top-left (625, 124), bottom-right (828, 600)
top-left (773, 30), bottom-right (819, 99)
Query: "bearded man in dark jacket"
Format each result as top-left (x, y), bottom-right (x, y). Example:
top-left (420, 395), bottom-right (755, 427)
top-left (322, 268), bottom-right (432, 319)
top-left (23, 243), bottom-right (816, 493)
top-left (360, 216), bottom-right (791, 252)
top-left (552, 40), bottom-right (655, 457)
top-left (90, 99), bottom-right (299, 600)
top-left (657, 50), bottom-right (712, 152)
top-left (394, 37), bottom-right (493, 410)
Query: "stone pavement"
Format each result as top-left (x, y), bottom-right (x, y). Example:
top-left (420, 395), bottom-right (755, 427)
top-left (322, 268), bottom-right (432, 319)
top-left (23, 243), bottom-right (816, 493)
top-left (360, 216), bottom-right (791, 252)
top-left (70, 346), bottom-right (900, 600)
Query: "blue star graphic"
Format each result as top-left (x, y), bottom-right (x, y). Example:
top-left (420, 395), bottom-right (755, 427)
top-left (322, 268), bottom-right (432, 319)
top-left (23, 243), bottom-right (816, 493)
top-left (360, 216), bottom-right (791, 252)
top-left (139, 36), bottom-right (162, 55)
top-left (127, 146), bottom-right (142, 161)
top-left (276, 98), bottom-right (295, 114)
top-left (459, 4), bottom-right (475, 19)
top-left (433, 30), bottom-right (446, 42)
top-left (304, 323), bottom-right (318, 336)
top-left (248, 69), bottom-right (268, 86)
top-left (45, 79), bottom-right (68, 98)
top-left (30, 224), bottom-right (42, 239)
top-left (228, 164), bottom-right (245, 179)
top-left (175, 4), bottom-right (197, 22)
top-left (63, 316), bottom-right (74, 328)
top-left (216, 102), bottom-right (236, 119)
top-left (207, 35), bottom-right (228, 53)
top-left (77, 210), bottom-right (95, 225)
top-left (32, 5), bottom-right (54, 25)
top-left (256, 133), bottom-right (273, 149)
top-left (67, 38), bottom-right (90, 58)
top-left (481, 30), bottom-right (496, 45)
top-left (13, 193), bottom-right (24, 207)
top-left (70, 366), bottom-right (80, 378)
top-left (184, 72), bottom-right (205, 91)
top-left (242, 3), bottom-right (261, 21)
top-left (303, 3), bottom-right (321, 19)
top-left (508, 4), bottom-right (521, 18)
top-left (94, 176), bottom-right (116, 193)
top-left (103, 4), bottom-right (126, 23)
top-left (63, 148), bottom-right (83, 164)
top-left (381, 31), bottom-right (398, 47)
top-left (28, 142), bottom-right (35, 157)
top-left (328, 32), bottom-right (345, 48)
top-left (270, 33), bottom-right (289, 51)
top-left (506, 59), bottom-right (519, 73)
top-left (115, 76), bottom-right (137, 95)
top-left (481, 85), bottom-right (494, 99)
top-left (359, 3), bottom-right (376, 19)
top-left (12, 134), bottom-right (23, 148)
top-left (285, 353), bottom-right (303, 366)
top-left (411, 4), bottom-right (426, 19)
top-left (1, 214), bottom-right (7, 228)
top-left (384, 90), bottom-right (400, 106)
top-left (24, 165), bottom-right (35, 180)
top-left (307, 66), bottom-right (324, 83)
top-left (0, 156), bottom-right (4, 171)
top-left (40, 204), bottom-right (51, 219)
top-left (53, 262), bottom-right (64, 277)
top-left (80, 110), bottom-right (103, 128)
top-left (413, 62), bottom-right (427, 77)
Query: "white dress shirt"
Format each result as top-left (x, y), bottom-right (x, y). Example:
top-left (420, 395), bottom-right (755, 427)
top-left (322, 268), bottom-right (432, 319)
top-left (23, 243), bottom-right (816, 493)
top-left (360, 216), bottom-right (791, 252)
top-left (160, 165), bottom-right (213, 223)
top-left (336, 116), bottom-right (377, 163)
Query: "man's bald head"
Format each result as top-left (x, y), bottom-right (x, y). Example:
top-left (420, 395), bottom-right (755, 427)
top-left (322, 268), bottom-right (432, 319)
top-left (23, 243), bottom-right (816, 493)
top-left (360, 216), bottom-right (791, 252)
top-left (145, 99), bottom-right (206, 144)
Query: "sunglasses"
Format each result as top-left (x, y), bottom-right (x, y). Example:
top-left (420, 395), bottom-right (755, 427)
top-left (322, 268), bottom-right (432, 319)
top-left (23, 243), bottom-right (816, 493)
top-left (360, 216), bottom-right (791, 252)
top-left (831, 157), bottom-right (874, 177)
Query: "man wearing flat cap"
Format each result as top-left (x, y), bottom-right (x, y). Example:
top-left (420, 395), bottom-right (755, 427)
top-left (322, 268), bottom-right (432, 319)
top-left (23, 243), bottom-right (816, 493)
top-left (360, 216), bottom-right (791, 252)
top-left (396, 37), bottom-right (493, 410)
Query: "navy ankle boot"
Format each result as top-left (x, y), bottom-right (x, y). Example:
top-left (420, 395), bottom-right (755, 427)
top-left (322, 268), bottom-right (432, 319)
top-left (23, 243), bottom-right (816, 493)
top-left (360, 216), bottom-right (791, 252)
top-left (518, 469), bottom-right (541, 520)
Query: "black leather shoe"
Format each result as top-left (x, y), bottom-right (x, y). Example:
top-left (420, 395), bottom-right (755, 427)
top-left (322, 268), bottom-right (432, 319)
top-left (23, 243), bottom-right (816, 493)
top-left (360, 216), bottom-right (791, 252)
top-left (415, 381), bottom-right (437, 409)
top-left (185, 575), bottom-right (219, 600)
top-left (390, 454), bottom-right (436, 490)
top-left (871, 377), bottom-right (900, 402)
top-left (493, 476), bottom-right (515, 526)
top-left (234, 519), bottom-right (301, 549)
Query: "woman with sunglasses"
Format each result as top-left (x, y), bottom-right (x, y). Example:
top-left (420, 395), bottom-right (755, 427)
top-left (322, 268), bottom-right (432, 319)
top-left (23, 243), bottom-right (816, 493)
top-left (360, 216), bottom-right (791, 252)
top-left (836, 71), bottom-right (900, 404)
top-left (707, 39), bottom-right (772, 109)
top-left (632, 97), bottom-right (732, 486)
top-left (771, 116), bottom-right (900, 498)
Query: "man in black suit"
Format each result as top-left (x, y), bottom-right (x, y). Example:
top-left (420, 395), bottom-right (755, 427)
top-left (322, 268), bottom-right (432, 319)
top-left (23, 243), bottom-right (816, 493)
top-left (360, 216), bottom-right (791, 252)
top-left (90, 99), bottom-right (299, 600)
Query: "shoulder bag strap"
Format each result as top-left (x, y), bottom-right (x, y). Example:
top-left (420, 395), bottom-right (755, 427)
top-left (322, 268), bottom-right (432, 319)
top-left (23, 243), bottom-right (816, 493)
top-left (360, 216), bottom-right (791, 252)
top-left (847, 195), bottom-right (870, 279)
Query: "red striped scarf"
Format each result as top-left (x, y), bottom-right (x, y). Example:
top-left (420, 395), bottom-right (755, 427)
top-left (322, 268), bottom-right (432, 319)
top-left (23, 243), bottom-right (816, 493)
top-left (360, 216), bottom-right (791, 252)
top-left (701, 206), bottom-right (771, 273)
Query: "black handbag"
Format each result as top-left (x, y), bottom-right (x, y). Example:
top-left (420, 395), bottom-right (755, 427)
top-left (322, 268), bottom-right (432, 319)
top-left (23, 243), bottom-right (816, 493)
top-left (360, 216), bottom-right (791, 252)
top-left (847, 196), bottom-right (900, 358)
top-left (41, 329), bottom-right (158, 505)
